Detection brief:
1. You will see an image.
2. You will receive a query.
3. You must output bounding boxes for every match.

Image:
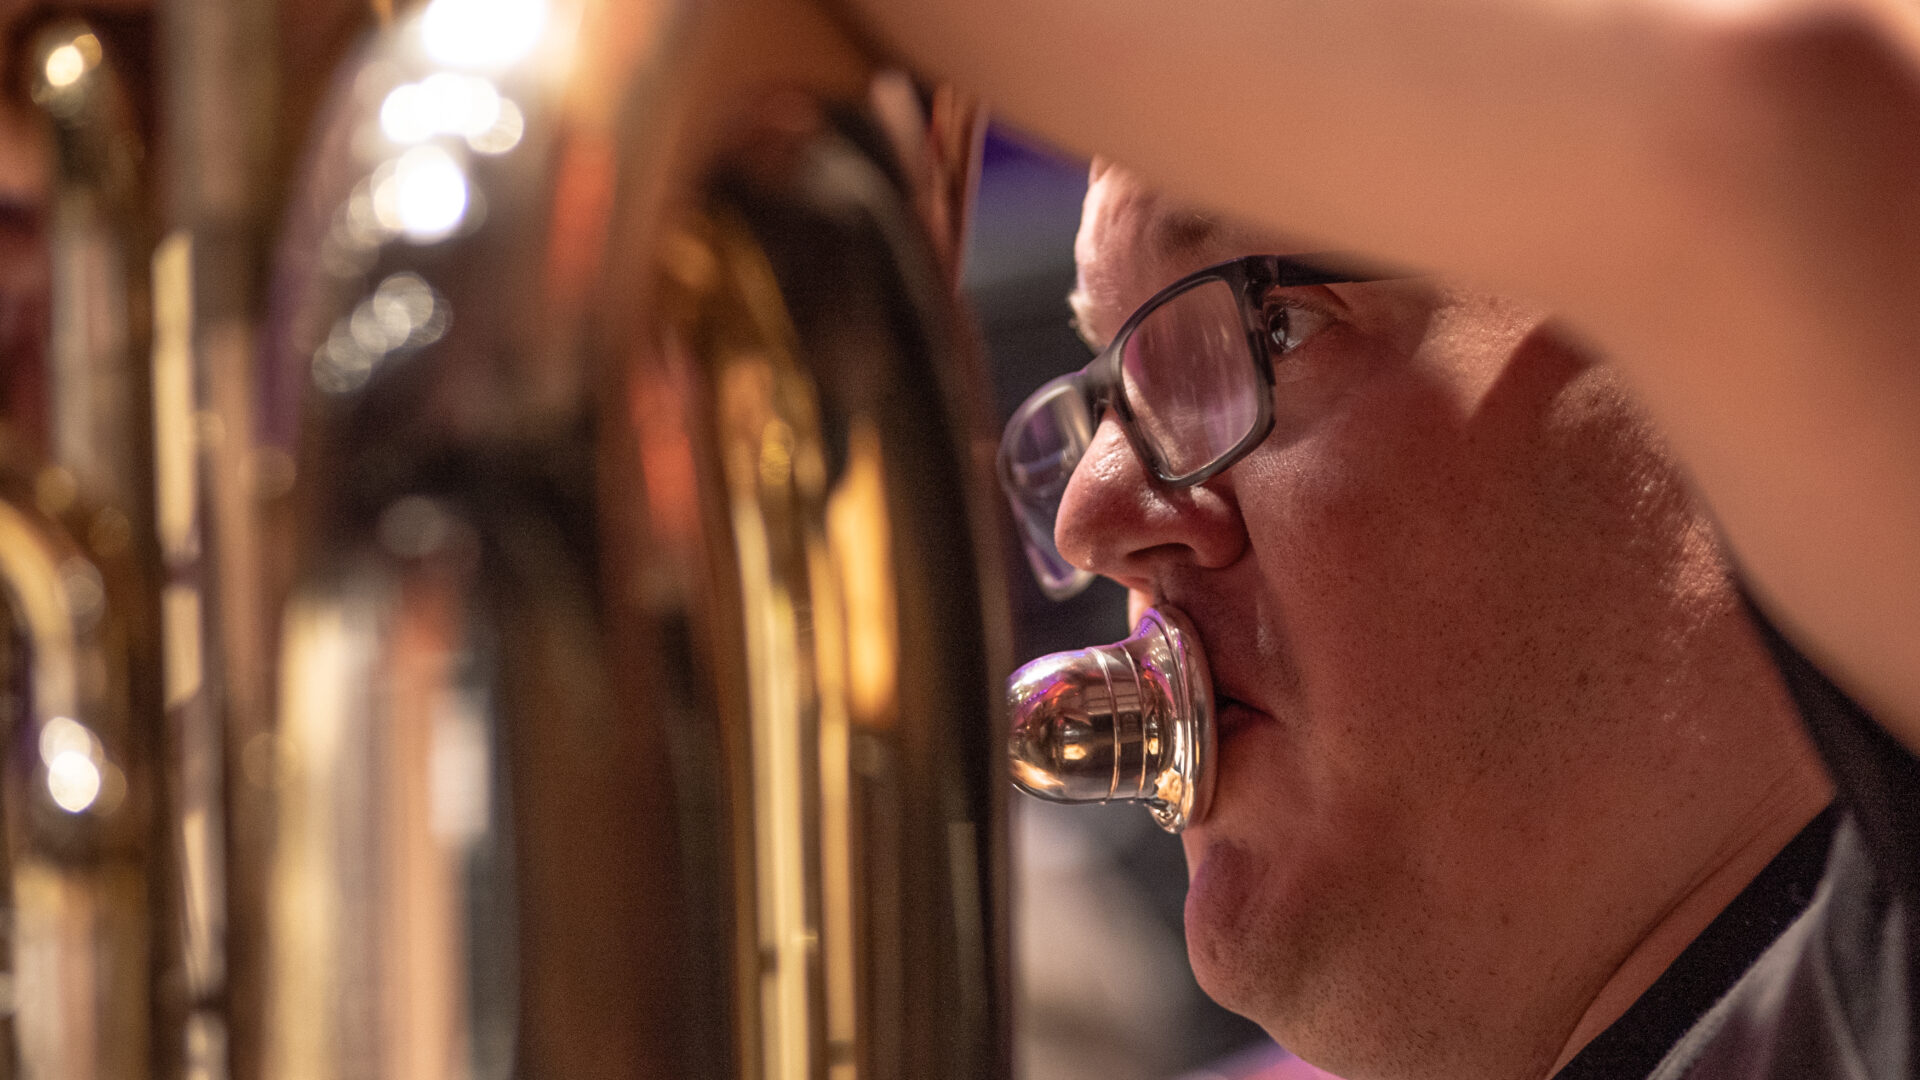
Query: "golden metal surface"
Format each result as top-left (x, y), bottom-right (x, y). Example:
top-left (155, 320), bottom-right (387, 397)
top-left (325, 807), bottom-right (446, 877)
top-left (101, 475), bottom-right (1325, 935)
top-left (0, 3), bottom-right (1006, 1079)
top-left (635, 95), bottom-right (1006, 1074)
top-left (0, 19), bottom-right (168, 1080)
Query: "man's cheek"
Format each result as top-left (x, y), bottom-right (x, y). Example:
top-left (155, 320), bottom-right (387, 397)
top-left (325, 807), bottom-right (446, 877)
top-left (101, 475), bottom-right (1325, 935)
top-left (1253, 408), bottom-right (1512, 711)
top-left (1261, 415), bottom-right (1472, 592)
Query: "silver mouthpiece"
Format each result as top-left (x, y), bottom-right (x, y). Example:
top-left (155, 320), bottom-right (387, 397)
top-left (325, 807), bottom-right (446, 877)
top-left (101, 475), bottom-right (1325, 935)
top-left (1006, 605), bottom-right (1216, 832)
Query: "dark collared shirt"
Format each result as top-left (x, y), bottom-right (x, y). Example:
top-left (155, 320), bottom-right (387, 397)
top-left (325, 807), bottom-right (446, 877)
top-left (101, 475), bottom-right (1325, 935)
top-left (1564, 599), bottom-right (1920, 1080)
top-left (1554, 806), bottom-right (1839, 1080)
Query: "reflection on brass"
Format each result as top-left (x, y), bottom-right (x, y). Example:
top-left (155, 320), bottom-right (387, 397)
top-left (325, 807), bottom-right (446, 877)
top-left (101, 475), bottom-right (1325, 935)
top-left (642, 93), bottom-right (1006, 1077)
top-left (0, 19), bottom-right (165, 1080)
top-left (0, 494), bottom-right (150, 1080)
top-left (669, 209), bottom-right (877, 1079)
top-left (265, 539), bottom-right (509, 1080)
top-left (1006, 606), bottom-right (1216, 833)
top-left (865, 76), bottom-right (986, 288)
top-left (151, 234), bottom-right (198, 565)
top-left (830, 421), bottom-right (900, 725)
top-left (4, 0), bottom-right (1006, 1078)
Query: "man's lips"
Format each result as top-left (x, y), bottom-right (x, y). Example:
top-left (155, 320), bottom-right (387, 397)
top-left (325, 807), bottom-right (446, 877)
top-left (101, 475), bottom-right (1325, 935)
top-left (1213, 695), bottom-right (1271, 742)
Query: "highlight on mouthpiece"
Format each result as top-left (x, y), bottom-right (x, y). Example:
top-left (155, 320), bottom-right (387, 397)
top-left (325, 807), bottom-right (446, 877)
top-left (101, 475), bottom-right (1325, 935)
top-left (1005, 605), bottom-right (1215, 832)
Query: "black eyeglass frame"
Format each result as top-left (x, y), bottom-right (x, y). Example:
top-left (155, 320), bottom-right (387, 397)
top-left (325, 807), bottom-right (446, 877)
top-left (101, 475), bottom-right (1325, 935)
top-left (999, 254), bottom-right (1382, 504)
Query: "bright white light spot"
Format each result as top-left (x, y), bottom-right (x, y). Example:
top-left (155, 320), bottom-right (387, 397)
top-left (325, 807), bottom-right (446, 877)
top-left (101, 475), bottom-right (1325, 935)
top-left (430, 706), bottom-right (491, 843)
top-left (314, 321), bottom-right (376, 393)
top-left (348, 274), bottom-right (437, 353)
top-left (467, 97), bottom-right (524, 155)
top-left (349, 301), bottom-right (397, 353)
top-left (425, 73), bottom-right (501, 136)
top-left (380, 73), bottom-right (503, 145)
top-left (375, 272), bottom-right (435, 323)
top-left (372, 272), bottom-right (439, 344)
top-left (39, 715), bottom-right (96, 767)
top-left (315, 274), bottom-right (448, 393)
top-left (371, 146), bottom-right (469, 242)
top-left (421, 0), bottom-right (549, 71)
top-left (372, 296), bottom-right (416, 345)
top-left (369, 162), bottom-right (401, 229)
top-left (43, 44), bottom-right (85, 89)
top-left (414, 314), bottom-right (449, 347)
top-left (48, 750), bottom-right (102, 813)
top-left (379, 82), bottom-right (431, 143)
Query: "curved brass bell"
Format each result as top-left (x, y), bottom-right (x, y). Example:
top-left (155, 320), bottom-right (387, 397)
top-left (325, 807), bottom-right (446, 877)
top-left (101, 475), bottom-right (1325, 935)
top-left (1007, 606), bottom-right (1216, 832)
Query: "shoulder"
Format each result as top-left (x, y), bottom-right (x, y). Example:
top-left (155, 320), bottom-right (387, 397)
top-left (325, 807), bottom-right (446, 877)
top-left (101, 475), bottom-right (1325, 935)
top-left (1650, 820), bottom-right (1910, 1080)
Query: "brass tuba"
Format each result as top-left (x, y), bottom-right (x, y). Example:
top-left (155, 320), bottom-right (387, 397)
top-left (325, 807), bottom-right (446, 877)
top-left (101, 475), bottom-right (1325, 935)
top-left (4, 0), bottom-right (1010, 1077)
top-left (172, 0), bottom-right (1009, 1078)
top-left (0, 18), bottom-right (166, 1080)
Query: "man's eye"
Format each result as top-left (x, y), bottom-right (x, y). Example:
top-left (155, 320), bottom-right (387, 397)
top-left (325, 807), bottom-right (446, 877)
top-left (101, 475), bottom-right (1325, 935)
top-left (1263, 302), bottom-right (1331, 356)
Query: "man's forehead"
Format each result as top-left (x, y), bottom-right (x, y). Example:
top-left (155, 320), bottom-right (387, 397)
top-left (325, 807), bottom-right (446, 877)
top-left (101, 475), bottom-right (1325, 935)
top-left (1069, 166), bottom-right (1297, 350)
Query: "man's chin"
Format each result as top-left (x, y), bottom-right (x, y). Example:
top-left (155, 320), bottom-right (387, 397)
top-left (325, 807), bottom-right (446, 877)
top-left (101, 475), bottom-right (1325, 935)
top-left (1182, 835), bottom-right (1273, 1009)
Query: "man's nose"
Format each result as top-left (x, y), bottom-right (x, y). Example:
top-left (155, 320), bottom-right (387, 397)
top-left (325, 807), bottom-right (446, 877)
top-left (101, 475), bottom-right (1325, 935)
top-left (1054, 417), bottom-right (1247, 586)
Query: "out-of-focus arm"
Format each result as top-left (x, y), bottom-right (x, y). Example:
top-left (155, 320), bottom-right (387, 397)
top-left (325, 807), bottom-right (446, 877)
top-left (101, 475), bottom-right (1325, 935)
top-left (848, 0), bottom-right (1920, 751)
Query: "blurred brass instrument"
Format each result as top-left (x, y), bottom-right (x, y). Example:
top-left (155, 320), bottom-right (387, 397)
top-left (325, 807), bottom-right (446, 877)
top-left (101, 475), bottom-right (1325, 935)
top-left (6, 0), bottom-right (1009, 1078)
top-left (0, 19), bottom-right (164, 1080)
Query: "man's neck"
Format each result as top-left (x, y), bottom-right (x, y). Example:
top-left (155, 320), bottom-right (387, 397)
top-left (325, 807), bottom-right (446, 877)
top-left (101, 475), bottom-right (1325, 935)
top-left (1544, 766), bottom-right (1834, 1077)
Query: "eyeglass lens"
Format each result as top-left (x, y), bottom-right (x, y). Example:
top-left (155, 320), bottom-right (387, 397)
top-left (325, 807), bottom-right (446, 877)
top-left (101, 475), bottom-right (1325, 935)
top-left (1118, 277), bottom-right (1263, 479)
top-left (1002, 377), bottom-right (1096, 598)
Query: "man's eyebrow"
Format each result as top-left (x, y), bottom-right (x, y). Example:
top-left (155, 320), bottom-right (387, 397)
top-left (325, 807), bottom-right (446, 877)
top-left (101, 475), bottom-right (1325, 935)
top-left (1159, 205), bottom-right (1304, 268)
top-left (1154, 209), bottom-right (1218, 258)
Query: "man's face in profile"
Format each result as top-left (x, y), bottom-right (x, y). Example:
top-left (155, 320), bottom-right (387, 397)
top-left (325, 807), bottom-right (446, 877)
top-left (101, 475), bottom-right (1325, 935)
top-left (1059, 165), bottom-right (1737, 1078)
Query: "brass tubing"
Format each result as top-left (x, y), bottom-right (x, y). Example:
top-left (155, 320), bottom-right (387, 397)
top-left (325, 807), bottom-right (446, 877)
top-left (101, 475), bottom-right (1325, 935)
top-left (1, 19), bottom-right (166, 1080)
top-left (155, 0), bottom-right (286, 1076)
top-left (589, 2), bottom-right (1012, 1059)
top-left (187, 0), bottom-right (1011, 1077)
